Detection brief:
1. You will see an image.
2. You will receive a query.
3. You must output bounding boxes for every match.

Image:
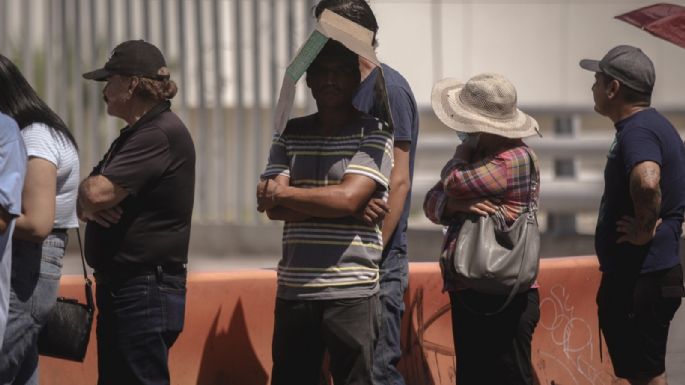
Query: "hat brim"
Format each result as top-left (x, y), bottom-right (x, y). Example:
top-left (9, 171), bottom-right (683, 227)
top-left (82, 68), bottom-right (111, 81)
top-left (430, 77), bottom-right (540, 139)
top-left (579, 59), bottom-right (601, 72)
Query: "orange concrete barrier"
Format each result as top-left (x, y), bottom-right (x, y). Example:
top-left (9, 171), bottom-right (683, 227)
top-left (40, 257), bottom-right (627, 385)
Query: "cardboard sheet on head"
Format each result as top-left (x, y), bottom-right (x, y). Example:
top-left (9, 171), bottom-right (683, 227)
top-left (273, 9), bottom-right (394, 136)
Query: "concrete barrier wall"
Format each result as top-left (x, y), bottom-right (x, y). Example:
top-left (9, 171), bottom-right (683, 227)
top-left (40, 257), bottom-right (627, 385)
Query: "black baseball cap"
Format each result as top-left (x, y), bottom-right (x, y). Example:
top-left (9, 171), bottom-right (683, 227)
top-left (579, 45), bottom-right (655, 94)
top-left (83, 40), bottom-right (170, 81)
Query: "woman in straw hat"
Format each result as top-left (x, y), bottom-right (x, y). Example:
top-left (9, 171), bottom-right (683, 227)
top-left (423, 73), bottom-right (541, 385)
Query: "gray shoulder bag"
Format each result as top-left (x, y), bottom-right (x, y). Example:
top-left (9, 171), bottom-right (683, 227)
top-left (450, 149), bottom-right (540, 314)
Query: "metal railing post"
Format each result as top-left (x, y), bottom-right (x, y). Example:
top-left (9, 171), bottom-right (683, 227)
top-left (546, 114), bottom-right (581, 235)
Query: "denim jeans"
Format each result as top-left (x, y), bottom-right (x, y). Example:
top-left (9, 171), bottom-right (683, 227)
top-left (372, 250), bottom-right (409, 385)
top-left (95, 268), bottom-right (186, 385)
top-left (271, 294), bottom-right (381, 385)
top-left (0, 233), bottom-right (66, 385)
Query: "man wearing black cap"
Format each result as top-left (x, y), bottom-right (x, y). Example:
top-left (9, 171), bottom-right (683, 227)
top-left (580, 45), bottom-right (685, 385)
top-left (78, 40), bottom-right (195, 385)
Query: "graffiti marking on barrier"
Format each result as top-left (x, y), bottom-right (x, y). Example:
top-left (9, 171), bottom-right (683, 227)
top-left (539, 285), bottom-right (619, 385)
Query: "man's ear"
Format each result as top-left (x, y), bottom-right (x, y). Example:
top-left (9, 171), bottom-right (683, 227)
top-left (606, 79), bottom-right (620, 100)
top-left (129, 76), bottom-right (140, 93)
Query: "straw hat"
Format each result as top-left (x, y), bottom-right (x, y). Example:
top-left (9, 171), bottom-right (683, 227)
top-left (431, 73), bottom-right (540, 138)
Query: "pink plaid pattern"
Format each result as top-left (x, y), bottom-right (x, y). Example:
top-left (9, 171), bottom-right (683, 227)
top-left (422, 145), bottom-right (540, 290)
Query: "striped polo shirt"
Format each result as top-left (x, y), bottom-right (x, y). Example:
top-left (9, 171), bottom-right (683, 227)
top-left (262, 113), bottom-right (394, 300)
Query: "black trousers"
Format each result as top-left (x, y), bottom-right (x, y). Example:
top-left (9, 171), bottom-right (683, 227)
top-left (597, 265), bottom-right (683, 379)
top-left (271, 294), bottom-right (381, 385)
top-left (449, 289), bottom-right (540, 385)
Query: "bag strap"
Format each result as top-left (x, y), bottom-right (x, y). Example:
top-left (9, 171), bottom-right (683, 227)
top-left (461, 147), bottom-right (538, 316)
top-left (75, 228), bottom-right (94, 312)
top-left (524, 146), bottom-right (538, 213)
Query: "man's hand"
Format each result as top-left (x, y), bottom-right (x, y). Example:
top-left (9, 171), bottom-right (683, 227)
top-left (81, 206), bottom-right (123, 228)
top-left (445, 197), bottom-right (499, 217)
top-left (616, 215), bottom-right (662, 245)
top-left (256, 179), bottom-right (285, 212)
top-left (355, 198), bottom-right (389, 226)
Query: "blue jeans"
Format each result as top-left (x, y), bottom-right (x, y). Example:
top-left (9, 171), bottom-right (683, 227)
top-left (372, 250), bottom-right (409, 385)
top-left (0, 233), bottom-right (66, 385)
top-left (95, 268), bottom-right (186, 385)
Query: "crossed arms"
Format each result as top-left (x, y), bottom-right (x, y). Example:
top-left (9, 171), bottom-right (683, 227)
top-left (77, 175), bottom-right (127, 227)
top-left (257, 173), bottom-right (380, 222)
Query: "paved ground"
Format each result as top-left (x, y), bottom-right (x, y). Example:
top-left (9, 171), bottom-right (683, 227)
top-left (63, 254), bottom-right (685, 384)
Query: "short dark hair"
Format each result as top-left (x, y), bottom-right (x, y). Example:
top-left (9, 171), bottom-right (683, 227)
top-left (0, 54), bottom-right (78, 149)
top-left (600, 72), bottom-right (651, 106)
top-left (313, 0), bottom-right (378, 47)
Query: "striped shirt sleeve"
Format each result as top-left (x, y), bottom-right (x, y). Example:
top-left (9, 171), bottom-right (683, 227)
top-left (261, 132), bottom-right (290, 179)
top-left (345, 121), bottom-right (393, 190)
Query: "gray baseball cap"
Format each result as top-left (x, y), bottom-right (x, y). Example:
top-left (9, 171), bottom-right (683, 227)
top-left (579, 45), bottom-right (655, 94)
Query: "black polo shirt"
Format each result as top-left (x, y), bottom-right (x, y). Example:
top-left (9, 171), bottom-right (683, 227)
top-left (84, 101), bottom-right (196, 271)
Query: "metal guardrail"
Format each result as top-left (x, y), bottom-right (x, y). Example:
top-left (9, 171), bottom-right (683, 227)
top-left (412, 135), bottom-right (613, 216)
top-left (419, 136), bottom-right (613, 157)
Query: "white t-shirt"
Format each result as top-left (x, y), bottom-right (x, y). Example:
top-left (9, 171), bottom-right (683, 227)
top-left (21, 123), bottom-right (79, 229)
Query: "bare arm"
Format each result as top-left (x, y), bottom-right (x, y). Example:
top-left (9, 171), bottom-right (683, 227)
top-left (78, 175), bottom-right (127, 227)
top-left (13, 157), bottom-right (56, 242)
top-left (616, 160), bottom-right (662, 245)
top-left (259, 173), bottom-right (378, 218)
top-left (259, 175), bottom-right (310, 222)
top-left (380, 141), bottom-right (411, 245)
top-left (78, 175), bottom-right (129, 213)
top-left (0, 207), bottom-right (10, 234)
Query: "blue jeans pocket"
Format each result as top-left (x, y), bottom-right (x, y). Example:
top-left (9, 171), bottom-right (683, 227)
top-left (33, 236), bottom-right (65, 322)
top-left (110, 279), bottom-right (150, 315)
top-left (30, 261), bottom-right (61, 322)
top-left (159, 274), bottom-right (186, 333)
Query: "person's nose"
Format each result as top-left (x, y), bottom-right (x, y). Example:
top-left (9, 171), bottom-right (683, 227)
top-left (323, 72), bottom-right (336, 85)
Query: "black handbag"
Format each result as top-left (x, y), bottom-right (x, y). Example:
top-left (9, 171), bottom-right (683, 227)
top-left (38, 229), bottom-right (94, 362)
top-left (447, 148), bottom-right (540, 314)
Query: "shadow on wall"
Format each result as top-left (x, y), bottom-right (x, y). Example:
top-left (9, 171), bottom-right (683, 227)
top-left (196, 300), bottom-right (269, 385)
top-left (399, 287), bottom-right (452, 385)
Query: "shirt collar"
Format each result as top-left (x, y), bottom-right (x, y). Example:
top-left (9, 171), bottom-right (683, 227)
top-left (120, 100), bottom-right (171, 135)
top-left (614, 107), bottom-right (653, 132)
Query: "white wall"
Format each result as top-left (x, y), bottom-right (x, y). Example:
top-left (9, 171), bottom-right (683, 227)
top-left (371, 0), bottom-right (685, 109)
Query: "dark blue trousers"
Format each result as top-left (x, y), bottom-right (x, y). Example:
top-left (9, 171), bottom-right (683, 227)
top-left (372, 250), bottom-right (409, 385)
top-left (95, 270), bottom-right (186, 385)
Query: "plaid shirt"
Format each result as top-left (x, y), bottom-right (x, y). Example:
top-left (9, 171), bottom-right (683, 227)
top-left (422, 144), bottom-right (540, 288)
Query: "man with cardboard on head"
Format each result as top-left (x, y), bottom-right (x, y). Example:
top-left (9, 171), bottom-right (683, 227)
top-left (257, 11), bottom-right (394, 385)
